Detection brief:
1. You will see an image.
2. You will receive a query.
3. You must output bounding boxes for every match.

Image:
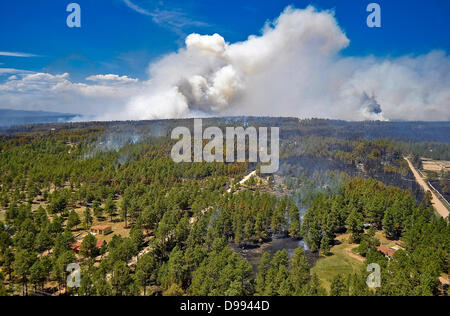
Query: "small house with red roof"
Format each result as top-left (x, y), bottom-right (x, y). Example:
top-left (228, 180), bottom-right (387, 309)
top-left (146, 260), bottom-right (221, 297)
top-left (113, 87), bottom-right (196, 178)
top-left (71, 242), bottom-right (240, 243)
top-left (70, 240), bottom-right (105, 254)
top-left (90, 225), bottom-right (112, 236)
top-left (377, 245), bottom-right (396, 259)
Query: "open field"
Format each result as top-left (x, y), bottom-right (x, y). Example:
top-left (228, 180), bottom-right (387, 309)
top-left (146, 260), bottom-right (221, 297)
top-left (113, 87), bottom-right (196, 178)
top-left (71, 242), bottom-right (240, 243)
top-left (311, 234), bottom-right (364, 291)
top-left (375, 231), bottom-right (397, 248)
top-left (422, 159), bottom-right (450, 173)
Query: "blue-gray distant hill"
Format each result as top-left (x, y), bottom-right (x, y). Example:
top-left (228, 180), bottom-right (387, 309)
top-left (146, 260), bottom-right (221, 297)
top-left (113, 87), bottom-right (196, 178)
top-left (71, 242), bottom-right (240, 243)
top-left (0, 109), bottom-right (78, 128)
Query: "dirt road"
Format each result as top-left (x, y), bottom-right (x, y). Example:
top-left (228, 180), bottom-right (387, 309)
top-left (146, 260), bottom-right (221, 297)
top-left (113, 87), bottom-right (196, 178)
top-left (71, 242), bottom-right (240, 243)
top-left (227, 170), bottom-right (257, 193)
top-left (405, 157), bottom-right (449, 219)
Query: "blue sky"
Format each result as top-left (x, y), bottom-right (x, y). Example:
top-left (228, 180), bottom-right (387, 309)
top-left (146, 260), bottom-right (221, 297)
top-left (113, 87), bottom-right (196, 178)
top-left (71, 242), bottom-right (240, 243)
top-left (1, 0), bottom-right (449, 81)
top-left (0, 1), bottom-right (449, 121)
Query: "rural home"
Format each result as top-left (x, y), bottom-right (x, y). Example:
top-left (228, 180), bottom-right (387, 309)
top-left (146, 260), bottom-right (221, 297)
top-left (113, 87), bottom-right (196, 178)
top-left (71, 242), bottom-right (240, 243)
top-left (90, 225), bottom-right (112, 235)
top-left (377, 245), bottom-right (396, 259)
top-left (70, 240), bottom-right (104, 254)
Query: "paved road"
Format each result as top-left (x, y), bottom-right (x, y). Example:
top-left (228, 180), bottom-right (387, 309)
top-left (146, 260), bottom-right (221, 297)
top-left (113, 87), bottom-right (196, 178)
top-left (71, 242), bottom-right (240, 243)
top-left (405, 157), bottom-right (449, 219)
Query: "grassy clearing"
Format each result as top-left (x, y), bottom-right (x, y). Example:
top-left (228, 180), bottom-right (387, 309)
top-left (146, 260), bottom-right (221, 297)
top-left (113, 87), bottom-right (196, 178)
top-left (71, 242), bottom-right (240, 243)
top-left (422, 159), bottom-right (450, 173)
top-left (311, 234), bottom-right (364, 291)
top-left (375, 231), bottom-right (398, 248)
top-left (72, 202), bottom-right (130, 243)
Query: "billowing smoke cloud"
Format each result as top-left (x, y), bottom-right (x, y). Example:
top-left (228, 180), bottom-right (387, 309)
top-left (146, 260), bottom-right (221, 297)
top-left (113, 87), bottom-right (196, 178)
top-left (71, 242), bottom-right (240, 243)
top-left (113, 6), bottom-right (450, 121)
top-left (1, 6), bottom-right (449, 121)
top-left (359, 92), bottom-right (383, 121)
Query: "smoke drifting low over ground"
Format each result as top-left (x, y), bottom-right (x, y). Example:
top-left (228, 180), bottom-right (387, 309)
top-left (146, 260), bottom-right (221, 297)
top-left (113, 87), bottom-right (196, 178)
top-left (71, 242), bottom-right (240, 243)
top-left (2, 6), bottom-right (449, 121)
top-left (107, 6), bottom-right (449, 122)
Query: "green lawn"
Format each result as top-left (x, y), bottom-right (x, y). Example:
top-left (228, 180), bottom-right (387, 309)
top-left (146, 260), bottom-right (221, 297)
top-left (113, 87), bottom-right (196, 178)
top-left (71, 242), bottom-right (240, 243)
top-left (311, 236), bottom-right (364, 292)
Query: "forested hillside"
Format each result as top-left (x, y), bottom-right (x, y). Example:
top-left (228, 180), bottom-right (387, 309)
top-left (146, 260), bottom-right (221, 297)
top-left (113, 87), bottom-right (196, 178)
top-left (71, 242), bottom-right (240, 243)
top-left (0, 118), bottom-right (448, 296)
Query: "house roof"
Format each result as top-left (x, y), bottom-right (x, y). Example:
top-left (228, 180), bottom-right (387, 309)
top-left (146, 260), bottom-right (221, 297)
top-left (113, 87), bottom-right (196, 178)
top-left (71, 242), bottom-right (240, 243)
top-left (91, 225), bottom-right (111, 230)
top-left (70, 241), bottom-right (82, 251)
top-left (377, 245), bottom-right (396, 258)
top-left (70, 240), bottom-right (104, 251)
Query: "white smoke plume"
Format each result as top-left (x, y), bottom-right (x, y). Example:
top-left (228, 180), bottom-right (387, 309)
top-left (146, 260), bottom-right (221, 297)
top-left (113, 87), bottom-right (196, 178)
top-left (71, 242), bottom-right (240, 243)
top-left (111, 6), bottom-right (450, 122)
top-left (1, 6), bottom-right (448, 121)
